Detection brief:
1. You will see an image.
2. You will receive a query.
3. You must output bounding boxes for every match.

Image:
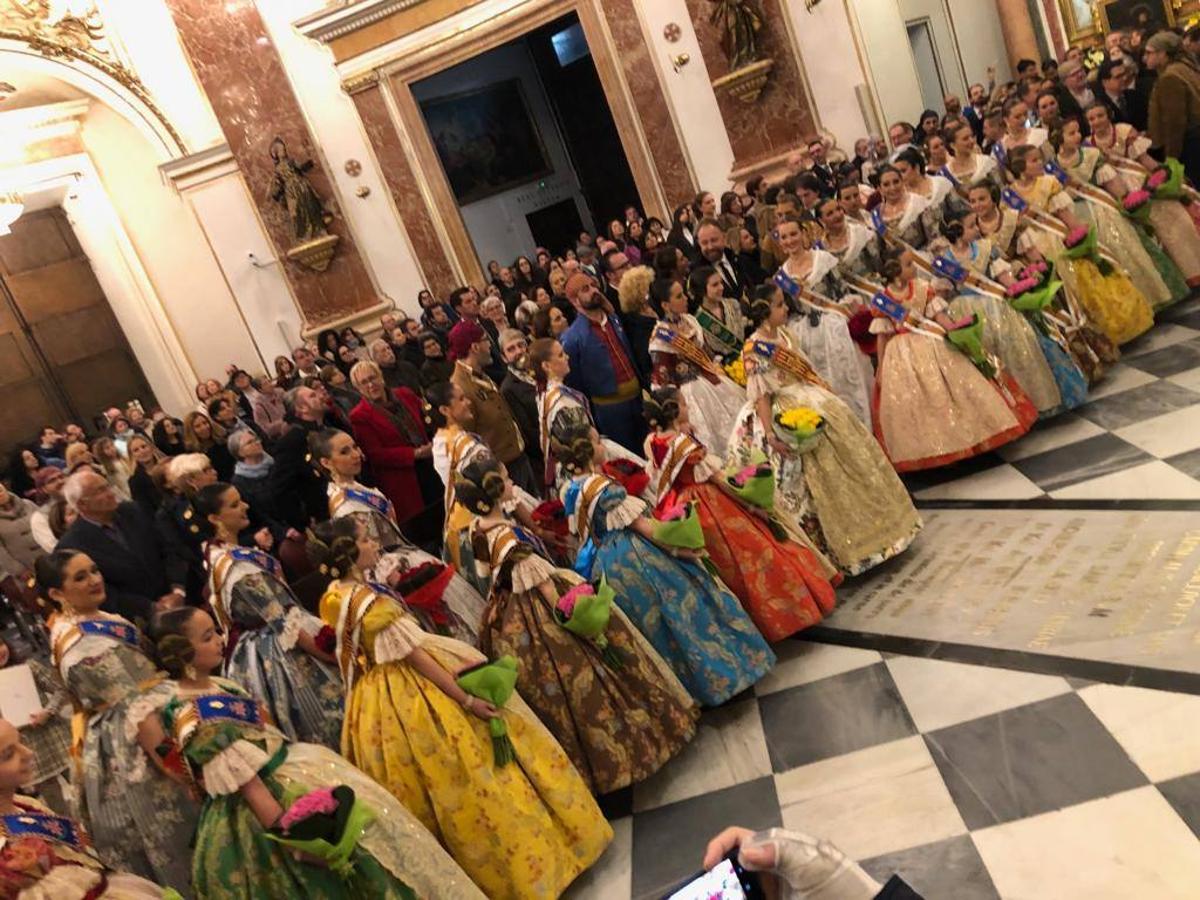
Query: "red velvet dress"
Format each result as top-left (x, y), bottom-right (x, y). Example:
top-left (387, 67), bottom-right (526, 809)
top-left (649, 434), bottom-right (837, 642)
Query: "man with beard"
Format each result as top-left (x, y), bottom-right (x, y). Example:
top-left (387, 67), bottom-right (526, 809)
top-left (696, 217), bottom-right (748, 303)
top-left (558, 272), bottom-right (645, 452)
top-left (497, 328), bottom-right (544, 487)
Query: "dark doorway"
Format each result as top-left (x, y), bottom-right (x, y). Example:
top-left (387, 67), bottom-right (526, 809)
top-left (525, 14), bottom-right (640, 238)
top-left (0, 208), bottom-right (156, 460)
top-left (526, 198), bottom-right (584, 257)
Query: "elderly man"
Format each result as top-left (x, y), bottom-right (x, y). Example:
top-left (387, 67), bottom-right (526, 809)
top-left (369, 337), bottom-right (421, 393)
top-left (697, 217), bottom-right (748, 301)
top-left (887, 120), bottom-right (914, 155)
top-left (292, 344), bottom-right (321, 381)
top-left (448, 319), bottom-right (540, 495)
top-left (497, 328), bottom-right (544, 485)
top-left (269, 385), bottom-right (329, 529)
top-left (1145, 31), bottom-right (1200, 184)
top-left (559, 272), bottom-right (644, 453)
top-left (56, 469), bottom-right (182, 624)
top-left (601, 247), bottom-right (630, 307)
top-left (1055, 59), bottom-right (1095, 129)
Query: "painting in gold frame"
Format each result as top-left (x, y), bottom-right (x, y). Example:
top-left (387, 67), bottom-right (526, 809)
top-left (1099, 0), bottom-right (1175, 33)
top-left (1058, 0), bottom-right (1100, 45)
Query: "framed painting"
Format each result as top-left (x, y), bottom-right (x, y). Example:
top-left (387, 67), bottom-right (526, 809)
top-left (1058, 0), bottom-right (1100, 45)
top-left (1099, 0), bottom-right (1175, 33)
top-left (418, 79), bottom-right (554, 206)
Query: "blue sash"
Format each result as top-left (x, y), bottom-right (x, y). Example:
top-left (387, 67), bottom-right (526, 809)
top-left (1001, 188), bottom-right (1028, 213)
top-left (870, 206), bottom-right (887, 236)
top-left (991, 143), bottom-right (1007, 167)
top-left (344, 486), bottom-right (392, 518)
top-left (1043, 159), bottom-right (1069, 185)
top-left (195, 693), bottom-right (263, 727)
top-left (939, 165), bottom-right (960, 188)
top-left (932, 255), bottom-right (968, 284)
top-left (772, 269), bottom-right (801, 298)
top-left (1, 811), bottom-right (84, 850)
top-left (870, 292), bottom-right (908, 323)
top-left (78, 618), bottom-right (140, 648)
top-left (229, 546), bottom-right (283, 580)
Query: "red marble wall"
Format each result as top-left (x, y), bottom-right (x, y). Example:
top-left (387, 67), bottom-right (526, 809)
top-left (166, 0), bottom-right (378, 325)
top-left (1041, 0), bottom-right (1067, 57)
top-left (600, 0), bottom-right (697, 208)
top-left (351, 83), bottom-right (458, 301)
top-left (684, 0), bottom-right (817, 173)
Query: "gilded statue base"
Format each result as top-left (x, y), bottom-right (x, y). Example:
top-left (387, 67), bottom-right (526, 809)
top-left (286, 233), bottom-right (340, 272)
top-left (712, 58), bottom-right (775, 105)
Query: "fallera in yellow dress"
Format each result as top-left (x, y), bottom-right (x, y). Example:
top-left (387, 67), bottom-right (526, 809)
top-left (320, 580), bottom-right (612, 900)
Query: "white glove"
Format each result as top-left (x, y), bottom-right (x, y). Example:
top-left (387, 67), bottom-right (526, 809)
top-left (739, 828), bottom-right (882, 900)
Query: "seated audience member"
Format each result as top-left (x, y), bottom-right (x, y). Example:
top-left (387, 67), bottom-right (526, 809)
top-left (28, 467), bottom-right (65, 552)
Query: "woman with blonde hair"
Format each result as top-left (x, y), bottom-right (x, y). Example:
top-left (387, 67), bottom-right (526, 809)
top-left (618, 265), bottom-right (657, 386)
top-left (89, 436), bottom-right (132, 500)
top-left (182, 410), bottom-right (232, 480)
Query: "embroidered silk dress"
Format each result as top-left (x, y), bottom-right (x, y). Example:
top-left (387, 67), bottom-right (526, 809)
top-left (781, 250), bottom-right (876, 428)
top-left (320, 580), bottom-right (611, 900)
top-left (1012, 174), bottom-right (1153, 346)
top-left (941, 153), bottom-right (1005, 193)
top-left (1060, 146), bottom-right (1184, 308)
top-left (329, 479), bottom-right (485, 642)
top-left (648, 314), bottom-right (746, 460)
top-left (873, 191), bottom-right (941, 251)
top-left (0, 795), bottom-right (166, 899)
top-left (1088, 123), bottom-right (1200, 288)
top-left (646, 431), bottom-right (838, 641)
top-left (205, 542), bottom-right (342, 748)
top-left (694, 297), bottom-right (747, 363)
top-left (471, 516), bottom-right (697, 793)
top-left (562, 473), bottom-right (774, 706)
top-left (50, 613), bottom-right (197, 892)
top-left (537, 380), bottom-right (650, 496)
top-left (871, 279), bottom-right (1037, 470)
top-left (729, 328), bottom-right (921, 575)
top-left (154, 678), bottom-right (481, 900)
top-left (941, 239), bottom-right (1067, 415)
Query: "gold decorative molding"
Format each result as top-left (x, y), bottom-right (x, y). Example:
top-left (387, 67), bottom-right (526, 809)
top-left (0, 0), bottom-right (186, 154)
top-left (285, 233), bottom-right (340, 272)
top-left (712, 57), bottom-right (774, 104)
top-left (341, 68), bottom-right (380, 95)
top-left (296, 0), bottom-right (488, 63)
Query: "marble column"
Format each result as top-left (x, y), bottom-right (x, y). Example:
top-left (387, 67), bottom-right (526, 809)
top-left (600, 0), bottom-right (697, 208)
top-left (166, 0), bottom-right (378, 327)
top-left (348, 77), bottom-right (459, 302)
top-left (996, 0), bottom-right (1041, 69)
top-left (1040, 0), bottom-right (1067, 58)
top-left (683, 0), bottom-right (818, 179)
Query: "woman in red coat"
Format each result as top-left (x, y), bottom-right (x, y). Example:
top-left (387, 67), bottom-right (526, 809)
top-left (348, 360), bottom-right (442, 545)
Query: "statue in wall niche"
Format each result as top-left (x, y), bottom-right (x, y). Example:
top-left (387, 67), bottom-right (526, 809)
top-left (708, 0), bottom-right (764, 70)
top-left (266, 136), bottom-right (340, 272)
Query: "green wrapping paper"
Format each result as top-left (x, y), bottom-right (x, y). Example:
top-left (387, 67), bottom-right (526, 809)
top-left (456, 655), bottom-right (519, 766)
top-left (652, 501), bottom-right (706, 550)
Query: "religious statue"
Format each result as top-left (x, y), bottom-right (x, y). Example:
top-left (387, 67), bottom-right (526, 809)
top-left (266, 136), bottom-right (340, 272)
top-left (708, 0), bottom-right (764, 71)
top-left (267, 137), bottom-right (331, 243)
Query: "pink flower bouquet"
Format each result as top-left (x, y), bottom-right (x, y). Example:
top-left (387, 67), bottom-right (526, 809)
top-left (553, 577), bottom-right (624, 668)
top-left (266, 785), bottom-right (372, 878)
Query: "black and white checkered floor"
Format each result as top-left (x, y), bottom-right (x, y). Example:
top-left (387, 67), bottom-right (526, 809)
top-left (567, 296), bottom-right (1200, 900)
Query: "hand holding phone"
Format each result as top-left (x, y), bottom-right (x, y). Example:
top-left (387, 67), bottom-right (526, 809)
top-left (664, 851), bottom-right (766, 900)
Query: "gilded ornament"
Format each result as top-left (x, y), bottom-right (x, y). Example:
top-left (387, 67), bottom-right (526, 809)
top-left (267, 136), bottom-right (341, 273)
top-left (704, 0), bottom-right (775, 105)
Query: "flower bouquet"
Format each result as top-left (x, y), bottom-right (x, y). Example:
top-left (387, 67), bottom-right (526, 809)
top-left (554, 577), bottom-right (624, 668)
top-left (944, 313), bottom-right (995, 378)
top-left (601, 458), bottom-right (649, 499)
top-left (1122, 188), bottom-right (1153, 224)
top-left (266, 785), bottom-right (373, 878)
top-left (652, 500), bottom-right (706, 550)
top-left (313, 624), bottom-right (337, 656)
top-left (391, 560), bottom-right (454, 634)
top-left (847, 308), bottom-right (877, 355)
top-left (723, 355), bottom-right (747, 387)
top-left (773, 407), bottom-right (825, 454)
top-left (724, 452), bottom-right (774, 510)
top-left (1006, 262), bottom-right (1063, 313)
top-left (531, 499), bottom-right (569, 540)
top-left (1063, 224), bottom-right (1113, 274)
top-left (1148, 159), bottom-right (1185, 200)
top-left (456, 655), bottom-right (519, 766)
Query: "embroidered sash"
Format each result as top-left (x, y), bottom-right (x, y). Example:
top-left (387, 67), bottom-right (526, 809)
top-left (651, 322), bottom-right (726, 383)
top-left (443, 429), bottom-right (485, 514)
top-left (52, 616), bottom-right (140, 668)
top-left (695, 305), bottom-right (742, 357)
top-left (170, 690), bottom-right (263, 751)
top-left (0, 811), bottom-right (86, 852)
top-left (654, 432), bottom-right (703, 503)
top-left (745, 338), bottom-right (833, 391)
top-left (207, 545), bottom-right (285, 634)
top-left (335, 583), bottom-right (380, 693)
top-left (564, 474), bottom-right (614, 545)
top-left (932, 253), bottom-right (1007, 300)
top-left (773, 269), bottom-right (852, 319)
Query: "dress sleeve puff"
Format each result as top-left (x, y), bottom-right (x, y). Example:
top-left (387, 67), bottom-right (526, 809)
top-left (277, 605), bottom-right (324, 652)
top-left (1095, 163), bottom-right (1120, 186)
top-left (1046, 186), bottom-right (1074, 215)
top-left (593, 483), bottom-right (646, 537)
top-left (363, 597), bottom-right (426, 665)
top-left (508, 546), bottom-right (561, 594)
top-left (199, 739), bottom-right (274, 796)
top-left (742, 344), bottom-right (773, 405)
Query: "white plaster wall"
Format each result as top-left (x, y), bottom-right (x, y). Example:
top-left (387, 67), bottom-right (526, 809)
top-left (898, 0), bottom-right (965, 105)
top-left (632, 0), bottom-right (734, 191)
top-left (410, 41), bottom-right (589, 267)
top-left (946, 0), bottom-right (1012, 89)
top-left (256, 0), bottom-right (429, 316)
top-left (782, 0), bottom-right (871, 149)
top-left (80, 104), bottom-right (264, 385)
top-left (94, 0), bottom-right (224, 151)
top-left (847, 0), bottom-right (925, 130)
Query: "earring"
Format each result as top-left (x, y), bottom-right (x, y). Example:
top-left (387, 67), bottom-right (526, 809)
top-left (183, 664), bottom-right (197, 680)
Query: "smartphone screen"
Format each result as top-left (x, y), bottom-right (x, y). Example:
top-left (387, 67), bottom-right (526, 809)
top-left (664, 858), bottom-right (750, 900)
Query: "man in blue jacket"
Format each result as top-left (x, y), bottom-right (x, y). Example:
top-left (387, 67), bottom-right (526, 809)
top-left (559, 272), bottom-right (646, 453)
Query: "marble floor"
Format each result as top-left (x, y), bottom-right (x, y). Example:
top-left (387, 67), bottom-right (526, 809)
top-left (568, 297), bottom-right (1200, 899)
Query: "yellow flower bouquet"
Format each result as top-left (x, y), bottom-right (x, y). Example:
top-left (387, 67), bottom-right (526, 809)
top-left (723, 356), bottom-right (747, 387)
top-left (773, 406), bottom-right (826, 454)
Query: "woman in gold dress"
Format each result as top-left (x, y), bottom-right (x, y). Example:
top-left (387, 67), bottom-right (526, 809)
top-left (312, 517), bottom-right (611, 900)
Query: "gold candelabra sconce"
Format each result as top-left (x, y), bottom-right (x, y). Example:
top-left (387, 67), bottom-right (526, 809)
top-left (671, 52), bottom-right (690, 73)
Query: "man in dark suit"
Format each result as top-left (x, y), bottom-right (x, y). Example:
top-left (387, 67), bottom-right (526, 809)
top-left (963, 82), bottom-right (989, 143)
top-left (806, 140), bottom-right (837, 197)
top-left (269, 385), bottom-right (330, 530)
top-left (497, 327), bottom-right (545, 487)
top-left (1096, 58), bottom-right (1138, 126)
top-left (449, 286), bottom-right (506, 384)
top-left (57, 469), bottom-right (182, 625)
top-left (695, 217), bottom-right (748, 303)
